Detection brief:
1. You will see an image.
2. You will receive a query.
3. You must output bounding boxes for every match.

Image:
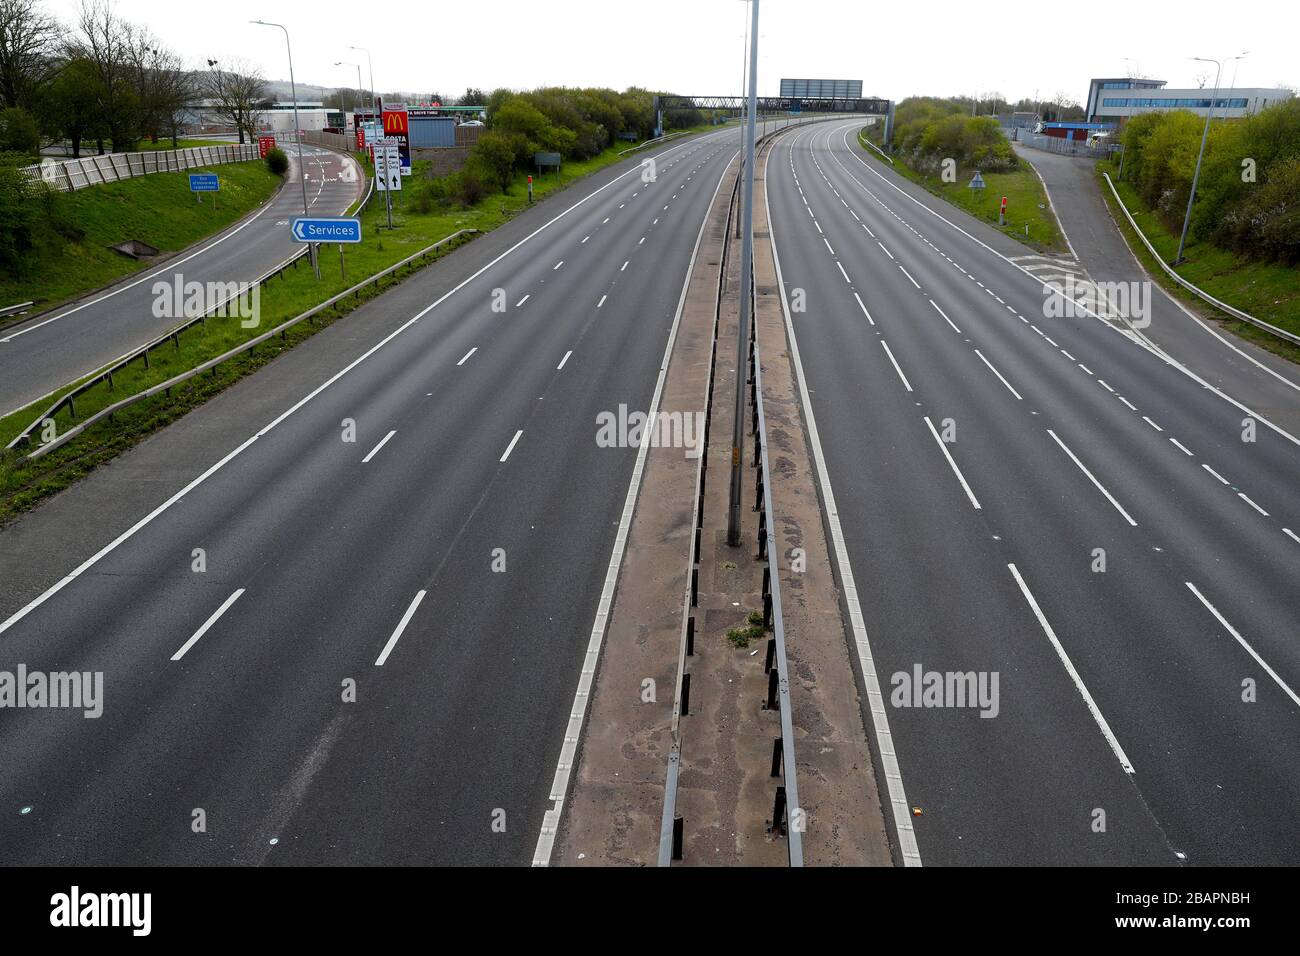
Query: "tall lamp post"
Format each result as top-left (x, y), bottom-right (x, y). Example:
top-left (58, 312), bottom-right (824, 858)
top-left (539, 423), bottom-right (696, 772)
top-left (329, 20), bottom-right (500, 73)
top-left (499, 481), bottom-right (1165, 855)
top-left (1174, 53), bottom-right (1247, 265)
top-left (727, 0), bottom-right (760, 547)
top-left (349, 45), bottom-right (376, 115)
top-left (251, 19), bottom-right (319, 279)
top-left (335, 60), bottom-right (364, 126)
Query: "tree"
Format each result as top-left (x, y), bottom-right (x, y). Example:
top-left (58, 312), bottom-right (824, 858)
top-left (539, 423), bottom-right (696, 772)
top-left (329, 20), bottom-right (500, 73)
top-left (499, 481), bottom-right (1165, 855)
top-left (41, 55), bottom-right (104, 156)
top-left (0, 103), bottom-right (38, 154)
top-left (457, 87), bottom-right (486, 107)
top-left (470, 130), bottom-right (523, 193)
top-left (0, 0), bottom-right (62, 110)
top-left (203, 58), bottom-right (267, 143)
top-left (125, 29), bottom-right (191, 146)
top-left (70, 0), bottom-right (141, 152)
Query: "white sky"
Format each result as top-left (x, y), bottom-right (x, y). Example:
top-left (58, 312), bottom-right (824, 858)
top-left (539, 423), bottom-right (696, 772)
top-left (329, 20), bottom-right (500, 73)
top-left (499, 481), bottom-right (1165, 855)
top-left (48, 0), bottom-right (1299, 104)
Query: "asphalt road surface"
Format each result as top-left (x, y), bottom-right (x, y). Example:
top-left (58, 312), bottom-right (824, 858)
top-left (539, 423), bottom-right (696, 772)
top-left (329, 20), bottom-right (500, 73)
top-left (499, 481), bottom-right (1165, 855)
top-left (0, 146), bottom-right (363, 417)
top-left (0, 120), bottom-right (815, 865)
top-left (766, 121), bottom-right (1298, 866)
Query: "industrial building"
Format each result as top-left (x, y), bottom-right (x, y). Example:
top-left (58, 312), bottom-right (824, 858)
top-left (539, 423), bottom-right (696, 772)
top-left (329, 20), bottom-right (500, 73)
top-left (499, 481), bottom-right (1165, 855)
top-left (1085, 77), bottom-right (1293, 124)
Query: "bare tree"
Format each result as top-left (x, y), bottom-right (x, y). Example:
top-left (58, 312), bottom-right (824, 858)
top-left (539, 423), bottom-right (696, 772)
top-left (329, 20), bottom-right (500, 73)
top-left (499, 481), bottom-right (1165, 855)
top-left (0, 0), bottom-right (63, 109)
top-left (70, 0), bottom-right (140, 151)
top-left (202, 58), bottom-right (267, 143)
top-left (124, 26), bottom-right (191, 145)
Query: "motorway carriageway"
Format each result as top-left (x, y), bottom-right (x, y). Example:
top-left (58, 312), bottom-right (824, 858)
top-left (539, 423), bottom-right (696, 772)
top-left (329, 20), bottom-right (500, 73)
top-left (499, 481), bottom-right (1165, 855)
top-left (0, 146), bottom-right (362, 418)
top-left (0, 119), bottom-right (814, 864)
top-left (766, 120), bottom-right (1298, 865)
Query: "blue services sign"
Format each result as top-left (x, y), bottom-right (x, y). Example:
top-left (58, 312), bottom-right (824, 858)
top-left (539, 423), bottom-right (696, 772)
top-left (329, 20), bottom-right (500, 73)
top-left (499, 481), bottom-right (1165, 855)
top-left (291, 217), bottom-right (362, 243)
top-left (188, 173), bottom-right (219, 192)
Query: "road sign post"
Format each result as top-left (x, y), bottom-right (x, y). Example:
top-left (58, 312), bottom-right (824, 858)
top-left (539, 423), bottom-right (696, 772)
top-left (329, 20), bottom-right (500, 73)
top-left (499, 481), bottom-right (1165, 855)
top-left (189, 173), bottom-right (219, 209)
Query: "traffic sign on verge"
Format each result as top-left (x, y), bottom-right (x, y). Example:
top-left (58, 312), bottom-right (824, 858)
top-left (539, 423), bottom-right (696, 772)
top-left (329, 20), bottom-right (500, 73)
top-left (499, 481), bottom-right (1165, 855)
top-left (968, 171), bottom-right (986, 190)
top-left (291, 218), bottom-right (362, 243)
top-left (189, 173), bottom-right (219, 192)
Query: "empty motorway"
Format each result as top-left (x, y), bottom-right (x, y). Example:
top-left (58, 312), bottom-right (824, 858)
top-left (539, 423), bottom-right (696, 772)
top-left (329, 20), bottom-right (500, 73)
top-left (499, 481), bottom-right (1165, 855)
top-left (766, 120), bottom-right (1298, 865)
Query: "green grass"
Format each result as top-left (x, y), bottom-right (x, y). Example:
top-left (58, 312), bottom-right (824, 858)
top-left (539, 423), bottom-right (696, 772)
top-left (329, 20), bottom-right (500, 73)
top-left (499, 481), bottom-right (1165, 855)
top-left (1095, 160), bottom-right (1300, 362)
top-left (857, 128), bottom-right (1066, 254)
top-left (0, 160), bottom-right (282, 320)
top-left (0, 131), bottom-right (707, 526)
top-left (134, 138), bottom-right (231, 151)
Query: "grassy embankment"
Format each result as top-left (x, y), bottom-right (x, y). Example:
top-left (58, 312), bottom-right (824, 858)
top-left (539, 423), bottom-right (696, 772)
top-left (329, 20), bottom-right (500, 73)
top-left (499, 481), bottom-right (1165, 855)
top-left (0, 131), bottom-right (691, 524)
top-left (0, 159), bottom-right (282, 321)
top-left (858, 126), bottom-right (1066, 254)
top-left (1095, 159), bottom-right (1300, 364)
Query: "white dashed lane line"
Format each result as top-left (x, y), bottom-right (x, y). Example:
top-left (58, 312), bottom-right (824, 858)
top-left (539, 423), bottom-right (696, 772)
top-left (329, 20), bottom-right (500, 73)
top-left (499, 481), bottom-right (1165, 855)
top-left (361, 430), bottom-right (397, 464)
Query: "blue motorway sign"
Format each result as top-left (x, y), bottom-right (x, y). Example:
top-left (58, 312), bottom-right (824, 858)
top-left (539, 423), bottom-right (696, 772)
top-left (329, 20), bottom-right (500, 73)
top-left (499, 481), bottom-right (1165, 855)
top-left (188, 173), bottom-right (219, 192)
top-left (291, 217), bottom-right (363, 243)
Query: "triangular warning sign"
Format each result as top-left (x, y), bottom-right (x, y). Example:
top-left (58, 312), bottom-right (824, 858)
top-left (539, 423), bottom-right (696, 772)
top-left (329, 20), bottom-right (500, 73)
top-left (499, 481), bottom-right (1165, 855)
top-left (968, 171), bottom-right (986, 189)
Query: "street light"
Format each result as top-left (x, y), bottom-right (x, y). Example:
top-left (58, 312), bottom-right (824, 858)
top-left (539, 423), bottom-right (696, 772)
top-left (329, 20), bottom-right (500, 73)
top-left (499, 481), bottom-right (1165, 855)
top-left (728, 0), bottom-right (760, 547)
top-left (1174, 52), bottom-right (1247, 265)
top-left (251, 19), bottom-right (319, 279)
top-left (335, 61), bottom-right (364, 124)
top-left (349, 45), bottom-right (376, 115)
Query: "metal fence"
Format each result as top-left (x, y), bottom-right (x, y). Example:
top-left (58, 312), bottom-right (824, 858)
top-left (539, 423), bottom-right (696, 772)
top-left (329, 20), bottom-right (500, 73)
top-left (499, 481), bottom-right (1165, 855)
top-left (22, 143), bottom-right (261, 192)
top-left (1012, 128), bottom-right (1119, 160)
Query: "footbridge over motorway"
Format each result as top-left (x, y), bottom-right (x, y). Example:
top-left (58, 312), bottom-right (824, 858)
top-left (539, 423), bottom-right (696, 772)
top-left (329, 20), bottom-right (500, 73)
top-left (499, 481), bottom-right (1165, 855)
top-left (653, 93), bottom-right (892, 138)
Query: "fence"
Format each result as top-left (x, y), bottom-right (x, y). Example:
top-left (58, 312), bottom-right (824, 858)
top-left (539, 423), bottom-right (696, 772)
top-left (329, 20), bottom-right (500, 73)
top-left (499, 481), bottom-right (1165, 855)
top-left (1012, 128), bottom-right (1119, 160)
top-left (22, 143), bottom-right (261, 193)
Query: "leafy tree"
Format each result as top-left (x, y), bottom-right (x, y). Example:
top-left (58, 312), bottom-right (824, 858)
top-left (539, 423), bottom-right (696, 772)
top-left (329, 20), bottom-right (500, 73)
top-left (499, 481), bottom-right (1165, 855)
top-left (0, 104), bottom-right (39, 154)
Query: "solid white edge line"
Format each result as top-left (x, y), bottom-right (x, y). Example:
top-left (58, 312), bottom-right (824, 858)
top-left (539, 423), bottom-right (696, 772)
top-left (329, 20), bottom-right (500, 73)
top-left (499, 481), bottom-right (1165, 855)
top-left (768, 131), bottom-right (921, 865)
top-left (0, 128), bottom-right (738, 640)
top-left (1185, 582), bottom-right (1300, 709)
top-left (361, 429), bottom-right (397, 463)
top-left (973, 348), bottom-right (1023, 400)
top-left (879, 340), bottom-right (913, 392)
top-left (374, 590), bottom-right (427, 667)
top-left (171, 588), bottom-right (245, 661)
top-left (532, 141), bottom-right (745, 867)
top-left (923, 415), bottom-right (982, 510)
top-left (1047, 428), bottom-right (1137, 526)
top-left (1008, 564), bottom-right (1135, 773)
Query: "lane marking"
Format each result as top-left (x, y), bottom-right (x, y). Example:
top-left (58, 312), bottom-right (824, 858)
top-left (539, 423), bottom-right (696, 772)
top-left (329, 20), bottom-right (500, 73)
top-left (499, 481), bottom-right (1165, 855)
top-left (375, 590), bottom-right (426, 667)
top-left (171, 589), bottom-right (244, 662)
top-left (557, 350), bottom-right (572, 370)
top-left (879, 340), bottom-right (913, 392)
top-left (853, 292), bottom-right (874, 326)
top-left (898, 265), bottom-right (920, 289)
top-left (1047, 429), bottom-right (1137, 526)
top-left (1186, 583), bottom-right (1299, 709)
top-left (1202, 463), bottom-right (1229, 485)
top-left (836, 261), bottom-right (851, 284)
top-left (499, 429), bottom-right (523, 462)
top-left (361, 429), bottom-right (396, 463)
top-left (1169, 437), bottom-right (1194, 456)
top-left (516, 294), bottom-right (530, 307)
top-left (928, 299), bottom-right (961, 334)
top-left (974, 349), bottom-right (1023, 400)
top-left (1284, 528), bottom-right (1300, 545)
top-left (621, 261), bottom-right (629, 272)
top-left (553, 260), bottom-right (564, 270)
top-left (1009, 565), bottom-right (1134, 773)
top-left (1142, 416), bottom-right (1163, 432)
top-left (924, 415), bottom-right (981, 510)
top-left (457, 347), bottom-right (477, 366)
top-left (597, 294), bottom-right (607, 308)
top-left (1118, 396), bottom-right (1137, 411)
top-left (1238, 492), bottom-right (1269, 516)
top-left (877, 242), bottom-right (894, 260)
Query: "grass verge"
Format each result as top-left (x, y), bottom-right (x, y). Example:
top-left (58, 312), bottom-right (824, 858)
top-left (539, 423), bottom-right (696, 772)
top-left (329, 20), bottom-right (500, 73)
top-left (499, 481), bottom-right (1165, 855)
top-left (857, 128), bottom-right (1067, 254)
top-left (1, 160), bottom-right (282, 321)
top-left (0, 130), bottom-right (709, 526)
top-left (1095, 160), bottom-right (1300, 365)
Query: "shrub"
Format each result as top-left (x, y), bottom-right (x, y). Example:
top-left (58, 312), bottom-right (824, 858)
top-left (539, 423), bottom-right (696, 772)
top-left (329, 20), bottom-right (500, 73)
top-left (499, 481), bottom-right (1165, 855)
top-left (265, 147), bottom-right (289, 175)
top-left (0, 162), bottom-right (40, 271)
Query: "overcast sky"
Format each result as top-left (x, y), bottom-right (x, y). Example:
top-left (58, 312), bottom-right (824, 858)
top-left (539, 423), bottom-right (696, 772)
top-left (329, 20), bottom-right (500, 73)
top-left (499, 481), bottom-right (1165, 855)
top-left (48, 0), bottom-right (1299, 105)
